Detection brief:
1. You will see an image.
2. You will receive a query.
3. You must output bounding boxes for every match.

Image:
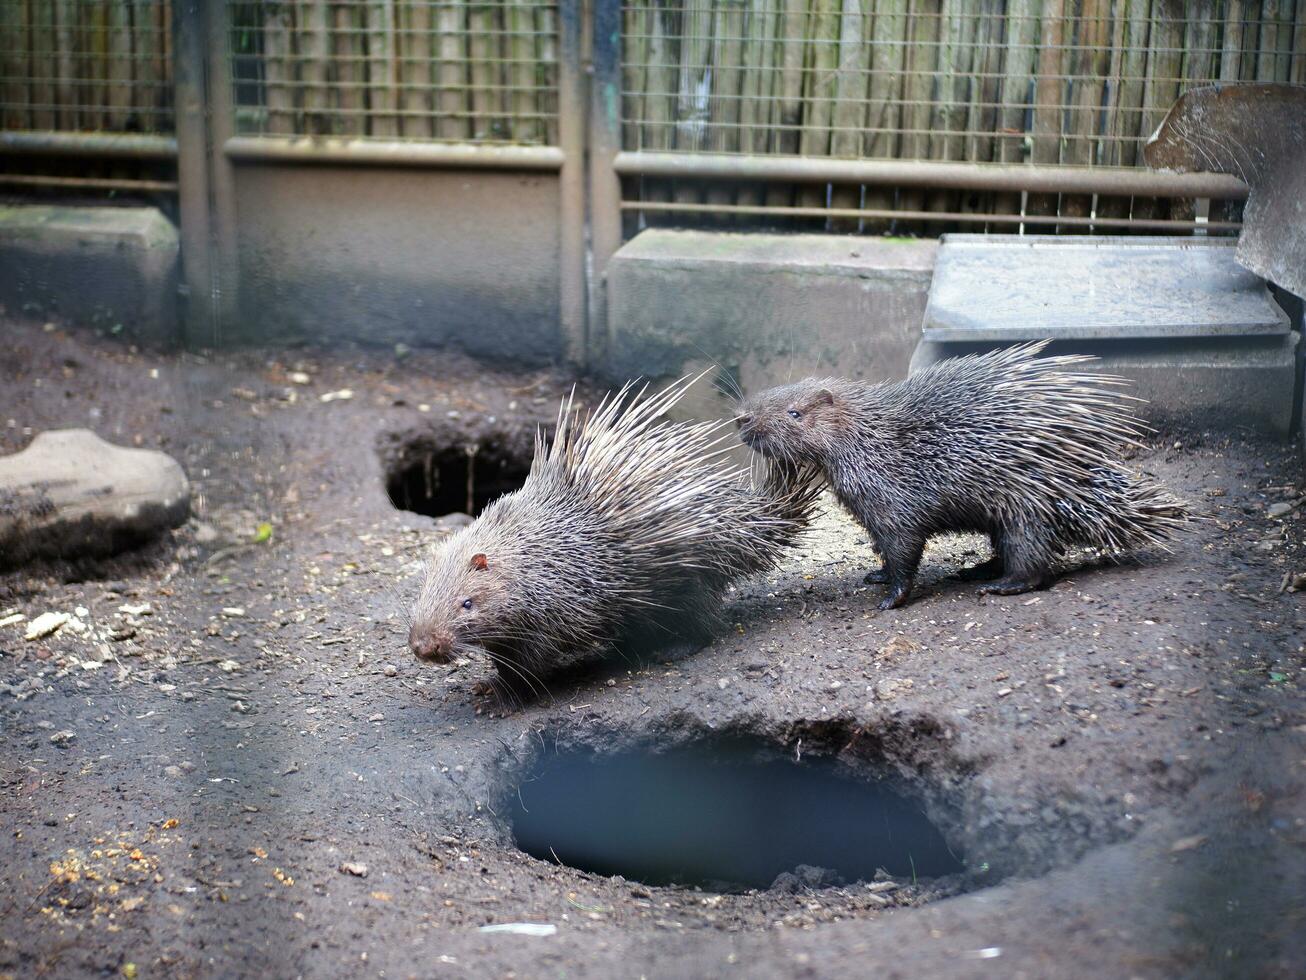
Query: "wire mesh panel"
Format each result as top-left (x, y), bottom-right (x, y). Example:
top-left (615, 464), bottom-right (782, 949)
top-left (619, 0), bottom-right (1303, 233)
top-left (0, 0), bottom-right (174, 135)
top-left (229, 0), bottom-right (561, 144)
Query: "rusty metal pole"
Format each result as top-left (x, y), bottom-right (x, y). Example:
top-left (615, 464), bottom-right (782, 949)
top-left (557, 0), bottom-right (588, 369)
top-left (588, 0), bottom-right (624, 366)
top-left (171, 0), bottom-right (215, 347)
top-left (172, 0), bottom-right (239, 349)
top-left (204, 0), bottom-right (240, 346)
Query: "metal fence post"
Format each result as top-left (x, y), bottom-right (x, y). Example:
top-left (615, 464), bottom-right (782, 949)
top-left (172, 0), bottom-right (238, 348)
top-left (558, 0), bottom-right (588, 369)
top-left (588, 0), bottom-right (624, 365)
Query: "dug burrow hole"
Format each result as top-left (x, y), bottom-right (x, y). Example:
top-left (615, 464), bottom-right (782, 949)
top-left (381, 432), bottom-right (533, 519)
top-left (508, 733), bottom-right (965, 894)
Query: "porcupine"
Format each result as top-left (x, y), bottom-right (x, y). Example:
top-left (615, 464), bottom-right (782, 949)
top-left (406, 376), bottom-right (821, 698)
top-left (736, 341), bottom-right (1192, 610)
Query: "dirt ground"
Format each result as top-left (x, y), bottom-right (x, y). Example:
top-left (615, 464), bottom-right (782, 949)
top-left (1, 315), bottom-right (1303, 980)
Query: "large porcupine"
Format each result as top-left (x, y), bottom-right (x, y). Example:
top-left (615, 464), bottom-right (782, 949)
top-left (407, 377), bottom-right (820, 697)
top-left (737, 341), bottom-right (1192, 610)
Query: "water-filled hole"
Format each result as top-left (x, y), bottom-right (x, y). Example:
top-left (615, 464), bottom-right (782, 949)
top-left (509, 736), bottom-right (963, 893)
top-left (385, 443), bottom-right (530, 518)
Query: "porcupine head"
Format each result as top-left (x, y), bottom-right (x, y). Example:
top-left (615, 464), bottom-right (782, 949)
top-left (736, 379), bottom-right (850, 467)
top-left (407, 496), bottom-right (592, 678)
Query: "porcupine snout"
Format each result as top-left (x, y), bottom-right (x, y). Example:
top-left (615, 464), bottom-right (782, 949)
top-left (409, 622), bottom-right (454, 664)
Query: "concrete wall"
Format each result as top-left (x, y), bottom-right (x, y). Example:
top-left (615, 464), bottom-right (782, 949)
top-left (605, 231), bottom-right (937, 412)
top-left (0, 205), bottom-right (178, 346)
top-left (229, 164), bottom-right (563, 365)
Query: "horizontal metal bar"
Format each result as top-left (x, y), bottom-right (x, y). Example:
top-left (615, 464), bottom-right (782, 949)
top-left (621, 200), bottom-right (1242, 233)
top-left (224, 136), bottom-right (564, 170)
top-left (0, 131), bottom-right (178, 160)
top-left (615, 152), bottom-right (1249, 200)
top-left (0, 173), bottom-right (179, 193)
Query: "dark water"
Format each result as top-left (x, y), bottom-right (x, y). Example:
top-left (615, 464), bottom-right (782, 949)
top-left (509, 737), bottom-right (963, 892)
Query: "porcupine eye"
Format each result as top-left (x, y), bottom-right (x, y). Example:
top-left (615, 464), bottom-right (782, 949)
top-left (787, 409), bottom-right (802, 420)
top-left (460, 598), bottom-right (474, 611)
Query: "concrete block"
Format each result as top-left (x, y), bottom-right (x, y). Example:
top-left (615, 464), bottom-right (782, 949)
top-left (606, 230), bottom-right (936, 410)
top-left (915, 235), bottom-right (1298, 434)
top-left (0, 205), bottom-right (179, 345)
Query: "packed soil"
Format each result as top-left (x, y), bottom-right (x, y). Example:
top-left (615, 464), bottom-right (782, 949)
top-left (1, 315), bottom-right (1303, 979)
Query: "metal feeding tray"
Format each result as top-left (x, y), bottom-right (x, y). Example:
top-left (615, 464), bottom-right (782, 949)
top-left (921, 235), bottom-right (1289, 343)
top-left (910, 235), bottom-right (1298, 435)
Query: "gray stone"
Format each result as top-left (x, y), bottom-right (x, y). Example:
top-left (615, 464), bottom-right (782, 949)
top-left (606, 230), bottom-right (936, 416)
top-left (0, 205), bottom-right (179, 346)
top-left (914, 235), bottom-right (1299, 434)
top-left (0, 429), bottom-right (190, 567)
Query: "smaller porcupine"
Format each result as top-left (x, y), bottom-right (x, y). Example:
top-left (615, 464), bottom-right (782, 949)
top-left (736, 341), bottom-right (1191, 610)
top-left (407, 377), bottom-right (820, 695)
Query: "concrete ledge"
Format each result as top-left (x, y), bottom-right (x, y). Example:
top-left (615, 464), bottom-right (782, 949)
top-left (0, 204), bottom-right (179, 346)
top-left (606, 230), bottom-right (937, 406)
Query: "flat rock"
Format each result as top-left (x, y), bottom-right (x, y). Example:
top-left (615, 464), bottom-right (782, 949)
top-left (0, 429), bottom-right (190, 567)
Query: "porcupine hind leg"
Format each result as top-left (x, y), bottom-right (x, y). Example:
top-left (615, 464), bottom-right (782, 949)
top-left (956, 530), bottom-right (1006, 582)
top-left (874, 532), bottom-right (927, 610)
top-left (977, 521), bottom-right (1056, 596)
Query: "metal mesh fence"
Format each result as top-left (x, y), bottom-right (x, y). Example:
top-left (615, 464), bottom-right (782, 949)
top-left (0, 0), bottom-right (173, 135)
top-left (619, 1), bottom-right (1306, 164)
top-left (618, 0), bottom-right (1301, 233)
top-left (229, 0), bottom-right (561, 144)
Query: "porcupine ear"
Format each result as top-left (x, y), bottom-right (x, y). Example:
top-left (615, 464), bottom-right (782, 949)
top-left (812, 388), bottom-right (834, 408)
top-left (470, 553), bottom-right (488, 571)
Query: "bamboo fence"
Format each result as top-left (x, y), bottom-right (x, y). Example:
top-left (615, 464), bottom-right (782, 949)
top-left (225, 0), bottom-right (561, 144)
top-left (618, 0), bottom-right (1306, 233)
top-left (0, 0), bottom-right (173, 134)
top-left (1, 1), bottom-right (1302, 229)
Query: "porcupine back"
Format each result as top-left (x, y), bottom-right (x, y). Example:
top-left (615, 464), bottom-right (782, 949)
top-left (826, 340), bottom-right (1190, 551)
top-left (407, 376), bottom-right (821, 686)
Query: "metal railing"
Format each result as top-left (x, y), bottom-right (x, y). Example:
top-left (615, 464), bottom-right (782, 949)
top-left (228, 0), bottom-right (562, 145)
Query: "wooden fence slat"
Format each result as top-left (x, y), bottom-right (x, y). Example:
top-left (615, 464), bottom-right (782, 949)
top-left (107, 0), bottom-right (133, 129)
top-left (536, 1), bottom-right (558, 145)
top-left (1027, 0), bottom-right (1067, 219)
top-left (708, 0), bottom-right (749, 215)
top-left (622, 0), bottom-right (647, 149)
top-left (1097, 0), bottom-right (1148, 227)
top-left (828, 0), bottom-right (870, 230)
top-left (264, 7), bottom-right (296, 135)
top-left (895, 0), bottom-right (940, 229)
top-left (437, 0), bottom-right (470, 140)
top-left (367, 0), bottom-right (400, 138)
top-left (796, 0), bottom-right (840, 214)
top-left (1293, 0), bottom-right (1306, 82)
top-left (0, 0), bottom-right (29, 129)
top-left (763, 0), bottom-right (809, 209)
top-left (1061, 0), bottom-right (1111, 232)
top-left (961, 0), bottom-right (1001, 229)
top-left (925, 0), bottom-right (976, 233)
top-left (1133, 0), bottom-right (1182, 225)
top-left (29, 0), bottom-right (55, 130)
top-left (861, 0), bottom-right (908, 232)
top-left (299, 0), bottom-right (331, 135)
top-left (399, 0), bottom-right (432, 138)
top-left (990, 0), bottom-right (1042, 229)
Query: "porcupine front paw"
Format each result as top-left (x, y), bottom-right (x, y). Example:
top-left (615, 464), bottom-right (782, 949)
top-left (877, 584), bottom-right (913, 610)
top-left (863, 567), bottom-right (890, 585)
